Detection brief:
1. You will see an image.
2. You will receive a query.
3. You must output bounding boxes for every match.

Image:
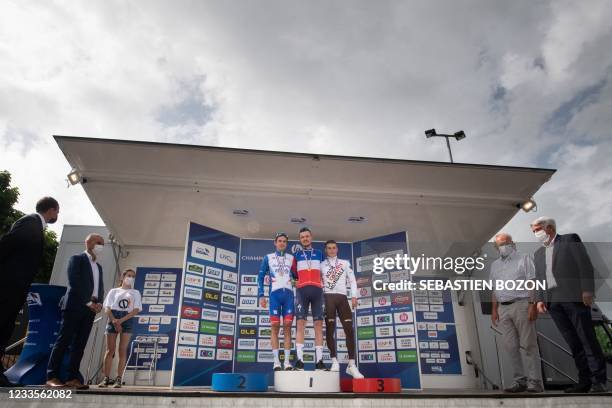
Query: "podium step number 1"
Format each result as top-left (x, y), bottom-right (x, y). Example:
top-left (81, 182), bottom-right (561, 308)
top-left (274, 371), bottom-right (340, 393)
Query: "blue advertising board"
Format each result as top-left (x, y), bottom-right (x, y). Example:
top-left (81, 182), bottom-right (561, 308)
top-left (413, 277), bottom-right (461, 374)
top-left (5, 284), bottom-right (68, 385)
top-left (127, 267), bottom-right (182, 372)
top-left (352, 232), bottom-right (421, 389)
top-left (171, 222), bottom-right (240, 386)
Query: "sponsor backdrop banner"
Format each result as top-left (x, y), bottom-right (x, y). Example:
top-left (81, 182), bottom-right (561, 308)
top-left (128, 267), bottom-right (182, 372)
top-left (413, 277), bottom-right (461, 374)
top-left (5, 284), bottom-right (69, 385)
top-left (352, 232), bottom-right (421, 389)
top-left (171, 222), bottom-right (240, 386)
top-left (234, 239), bottom-right (353, 379)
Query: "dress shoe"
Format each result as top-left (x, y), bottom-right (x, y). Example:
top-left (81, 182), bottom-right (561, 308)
top-left (526, 383), bottom-right (544, 393)
top-left (564, 382), bottom-right (591, 393)
top-left (589, 383), bottom-right (608, 393)
top-left (0, 372), bottom-right (18, 387)
top-left (64, 379), bottom-right (89, 390)
top-left (45, 378), bottom-right (66, 388)
top-left (504, 383), bottom-right (527, 393)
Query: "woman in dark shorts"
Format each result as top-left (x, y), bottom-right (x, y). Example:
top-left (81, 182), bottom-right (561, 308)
top-left (98, 269), bottom-right (142, 388)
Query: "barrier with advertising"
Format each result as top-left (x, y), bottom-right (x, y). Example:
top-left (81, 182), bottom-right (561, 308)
top-left (352, 232), bottom-right (421, 389)
top-left (127, 267), bottom-right (182, 372)
top-left (171, 222), bottom-right (240, 386)
top-left (413, 277), bottom-right (461, 374)
top-left (5, 284), bottom-right (70, 385)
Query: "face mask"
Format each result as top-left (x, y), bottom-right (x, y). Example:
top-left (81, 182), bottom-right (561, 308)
top-left (534, 230), bottom-right (548, 243)
top-left (124, 277), bottom-right (135, 287)
top-left (498, 245), bottom-right (514, 257)
top-left (93, 244), bottom-right (104, 255)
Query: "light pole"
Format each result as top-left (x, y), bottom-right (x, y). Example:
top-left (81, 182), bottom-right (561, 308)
top-left (424, 129), bottom-right (466, 163)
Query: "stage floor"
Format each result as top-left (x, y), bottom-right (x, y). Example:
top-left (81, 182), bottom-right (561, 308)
top-left (2, 385), bottom-right (611, 408)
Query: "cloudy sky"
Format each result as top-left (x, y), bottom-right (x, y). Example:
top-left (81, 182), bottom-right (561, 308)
top-left (1, 0), bottom-right (611, 243)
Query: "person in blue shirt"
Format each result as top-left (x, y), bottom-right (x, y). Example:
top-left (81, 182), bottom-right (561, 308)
top-left (258, 233), bottom-right (295, 371)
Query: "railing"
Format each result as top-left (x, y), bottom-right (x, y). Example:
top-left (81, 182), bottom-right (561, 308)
top-left (2, 337), bottom-right (26, 370)
top-left (465, 350), bottom-right (500, 390)
top-left (491, 325), bottom-right (612, 385)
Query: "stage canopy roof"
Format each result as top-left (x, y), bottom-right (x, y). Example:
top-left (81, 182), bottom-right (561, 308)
top-left (54, 136), bottom-right (555, 255)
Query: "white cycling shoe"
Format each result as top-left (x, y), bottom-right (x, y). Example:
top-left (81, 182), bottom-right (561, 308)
top-left (330, 360), bottom-right (340, 372)
top-left (346, 364), bottom-right (364, 379)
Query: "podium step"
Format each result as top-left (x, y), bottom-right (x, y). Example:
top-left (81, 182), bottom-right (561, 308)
top-left (274, 370), bottom-right (340, 392)
top-left (352, 378), bottom-right (401, 393)
top-left (211, 373), bottom-right (268, 392)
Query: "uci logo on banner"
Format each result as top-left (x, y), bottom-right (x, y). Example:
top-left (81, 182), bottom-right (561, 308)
top-left (215, 248), bottom-right (237, 268)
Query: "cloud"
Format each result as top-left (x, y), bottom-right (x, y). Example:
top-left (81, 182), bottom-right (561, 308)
top-left (0, 0), bottom-right (611, 244)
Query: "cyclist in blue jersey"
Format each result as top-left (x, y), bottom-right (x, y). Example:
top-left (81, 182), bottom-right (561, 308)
top-left (258, 233), bottom-right (295, 371)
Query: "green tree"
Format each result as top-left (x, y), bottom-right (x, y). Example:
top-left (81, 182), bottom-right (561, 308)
top-left (0, 170), bottom-right (58, 283)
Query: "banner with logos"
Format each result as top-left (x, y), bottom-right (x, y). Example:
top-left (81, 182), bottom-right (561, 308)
top-left (413, 277), bottom-right (461, 374)
top-left (171, 222), bottom-right (240, 386)
top-left (5, 284), bottom-right (69, 385)
top-left (127, 267), bottom-right (182, 372)
top-left (234, 238), bottom-right (353, 378)
top-left (352, 232), bottom-right (421, 389)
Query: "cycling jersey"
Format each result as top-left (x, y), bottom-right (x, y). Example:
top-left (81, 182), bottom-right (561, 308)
top-left (291, 247), bottom-right (323, 288)
top-left (321, 257), bottom-right (357, 298)
top-left (258, 251), bottom-right (294, 298)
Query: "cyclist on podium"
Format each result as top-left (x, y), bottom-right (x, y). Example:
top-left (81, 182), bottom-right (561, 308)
top-left (322, 240), bottom-right (363, 378)
top-left (258, 232), bottom-right (295, 371)
top-left (291, 227), bottom-right (326, 370)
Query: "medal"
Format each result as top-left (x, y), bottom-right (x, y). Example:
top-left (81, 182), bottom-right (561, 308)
top-left (275, 253), bottom-right (287, 276)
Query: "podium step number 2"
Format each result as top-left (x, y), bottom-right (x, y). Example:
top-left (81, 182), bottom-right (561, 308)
top-left (211, 373), bottom-right (268, 392)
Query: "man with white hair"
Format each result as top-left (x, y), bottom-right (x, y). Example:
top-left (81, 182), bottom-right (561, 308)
top-left (531, 217), bottom-right (607, 393)
top-left (490, 233), bottom-right (543, 393)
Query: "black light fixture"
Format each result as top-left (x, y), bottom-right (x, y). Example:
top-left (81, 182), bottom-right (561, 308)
top-left (67, 169), bottom-right (83, 186)
top-left (424, 128), bottom-right (467, 163)
top-left (516, 198), bottom-right (537, 213)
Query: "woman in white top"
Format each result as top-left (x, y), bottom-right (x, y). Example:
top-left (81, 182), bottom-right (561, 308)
top-left (98, 268), bottom-right (142, 388)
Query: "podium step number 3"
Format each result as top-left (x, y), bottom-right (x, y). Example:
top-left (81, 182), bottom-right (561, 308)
top-left (211, 373), bottom-right (268, 392)
top-left (274, 371), bottom-right (340, 393)
top-left (352, 378), bottom-right (401, 393)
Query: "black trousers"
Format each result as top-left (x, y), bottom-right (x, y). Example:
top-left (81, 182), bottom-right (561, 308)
top-left (46, 308), bottom-right (95, 381)
top-left (0, 287), bottom-right (29, 364)
top-left (548, 302), bottom-right (607, 385)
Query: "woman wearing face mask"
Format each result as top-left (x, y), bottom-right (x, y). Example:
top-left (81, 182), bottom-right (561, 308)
top-left (98, 269), bottom-right (142, 388)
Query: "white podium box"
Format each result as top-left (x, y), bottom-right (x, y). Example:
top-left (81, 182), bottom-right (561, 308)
top-left (274, 370), bottom-right (341, 393)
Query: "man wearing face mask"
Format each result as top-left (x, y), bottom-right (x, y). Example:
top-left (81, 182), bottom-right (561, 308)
top-left (0, 197), bottom-right (59, 387)
top-left (489, 233), bottom-right (542, 393)
top-left (531, 217), bottom-right (607, 393)
top-left (46, 233), bottom-right (105, 389)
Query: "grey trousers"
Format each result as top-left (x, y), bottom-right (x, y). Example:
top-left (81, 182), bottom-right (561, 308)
top-left (498, 299), bottom-right (543, 386)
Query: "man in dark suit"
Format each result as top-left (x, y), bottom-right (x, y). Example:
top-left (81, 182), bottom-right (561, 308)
top-left (46, 233), bottom-right (105, 389)
top-left (532, 216), bottom-right (607, 393)
top-left (0, 197), bottom-right (60, 387)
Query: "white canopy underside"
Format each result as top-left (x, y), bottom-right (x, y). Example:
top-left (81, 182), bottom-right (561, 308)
top-left (55, 136), bottom-right (554, 256)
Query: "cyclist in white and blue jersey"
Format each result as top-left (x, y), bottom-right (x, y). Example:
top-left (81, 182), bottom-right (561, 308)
top-left (258, 233), bottom-right (295, 371)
